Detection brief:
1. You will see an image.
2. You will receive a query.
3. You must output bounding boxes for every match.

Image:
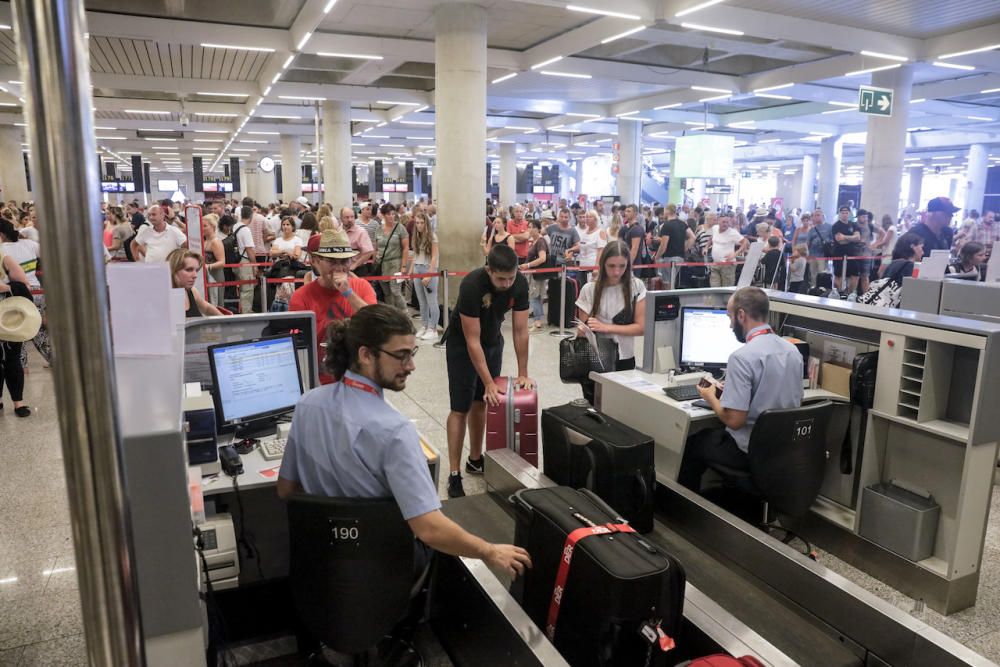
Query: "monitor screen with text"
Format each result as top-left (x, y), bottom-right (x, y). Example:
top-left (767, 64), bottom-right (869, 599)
top-left (209, 336), bottom-right (303, 425)
top-left (679, 307), bottom-right (743, 368)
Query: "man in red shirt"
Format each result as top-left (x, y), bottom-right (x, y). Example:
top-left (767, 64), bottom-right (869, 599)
top-left (507, 204), bottom-right (531, 264)
top-left (290, 228), bottom-right (377, 384)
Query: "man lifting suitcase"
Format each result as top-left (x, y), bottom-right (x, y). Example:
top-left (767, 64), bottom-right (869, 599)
top-left (446, 244), bottom-right (534, 498)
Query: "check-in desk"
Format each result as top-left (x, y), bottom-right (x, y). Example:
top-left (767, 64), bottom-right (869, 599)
top-left (603, 288), bottom-right (1000, 615)
top-left (903, 276), bottom-right (1000, 326)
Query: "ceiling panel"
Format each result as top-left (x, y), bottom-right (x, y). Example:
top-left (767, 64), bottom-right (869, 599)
top-left (728, 0), bottom-right (1000, 38)
top-left (83, 0), bottom-right (307, 29)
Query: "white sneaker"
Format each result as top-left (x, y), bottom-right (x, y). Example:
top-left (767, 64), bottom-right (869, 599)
top-left (417, 327), bottom-right (428, 338)
top-left (422, 329), bottom-right (438, 340)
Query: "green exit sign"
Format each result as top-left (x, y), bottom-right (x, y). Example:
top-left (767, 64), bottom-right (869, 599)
top-left (858, 85), bottom-right (894, 117)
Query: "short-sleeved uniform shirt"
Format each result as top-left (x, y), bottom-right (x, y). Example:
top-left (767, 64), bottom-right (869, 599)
top-left (135, 224), bottom-right (186, 263)
top-left (448, 267), bottom-right (529, 349)
top-left (720, 325), bottom-right (804, 452)
top-left (290, 277), bottom-right (377, 384)
top-left (279, 370), bottom-right (440, 521)
top-left (545, 224), bottom-right (580, 267)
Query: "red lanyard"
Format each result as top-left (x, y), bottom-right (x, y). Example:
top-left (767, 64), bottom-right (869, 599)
top-left (745, 327), bottom-right (773, 343)
top-left (342, 377), bottom-right (379, 396)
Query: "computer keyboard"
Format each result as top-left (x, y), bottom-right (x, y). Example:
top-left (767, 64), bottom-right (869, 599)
top-left (663, 384), bottom-right (702, 402)
top-left (259, 438), bottom-right (287, 461)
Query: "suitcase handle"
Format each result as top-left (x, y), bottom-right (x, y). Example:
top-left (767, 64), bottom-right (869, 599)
top-left (635, 470), bottom-right (651, 514)
top-left (583, 408), bottom-right (607, 425)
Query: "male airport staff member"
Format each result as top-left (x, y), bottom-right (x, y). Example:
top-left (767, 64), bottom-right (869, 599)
top-left (677, 287), bottom-right (803, 493)
top-left (277, 305), bottom-right (531, 580)
top-left (445, 244), bottom-right (533, 499)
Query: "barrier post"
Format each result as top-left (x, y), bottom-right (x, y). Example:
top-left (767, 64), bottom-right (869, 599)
top-left (258, 271), bottom-right (268, 313)
top-left (784, 255), bottom-right (791, 291)
top-left (840, 254), bottom-right (848, 290)
top-left (435, 268), bottom-right (449, 348)
top-left (670, 260), bottom-right (677, 290)
top-left (550, 265), bottom-right (572, 339)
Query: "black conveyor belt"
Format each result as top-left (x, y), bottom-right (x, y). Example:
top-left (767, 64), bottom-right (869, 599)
top-left (444, 492), bottom-right (861, 666)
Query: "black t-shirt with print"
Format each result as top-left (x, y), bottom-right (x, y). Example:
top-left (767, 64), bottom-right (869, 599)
top-left (448, 267), bottom-right (529, 348)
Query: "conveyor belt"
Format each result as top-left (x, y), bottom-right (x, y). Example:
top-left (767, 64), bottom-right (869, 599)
top-left (444, 492), bottom-right (853, 666)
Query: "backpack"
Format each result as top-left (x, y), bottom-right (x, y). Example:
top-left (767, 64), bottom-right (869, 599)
top-left (839, 351), bottom-right (879, 474)
top-left (857, 277), bottom-right (901, 308)
top-left (222, 224), bottom-right (246, 280)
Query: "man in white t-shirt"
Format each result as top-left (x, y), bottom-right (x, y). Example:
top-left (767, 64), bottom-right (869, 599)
top-left (234, 206), bottom-right (258, 314)
top-left (708, 212), bottom-right (747, 287)
top-left (132, 204), bottom-right (186, 264)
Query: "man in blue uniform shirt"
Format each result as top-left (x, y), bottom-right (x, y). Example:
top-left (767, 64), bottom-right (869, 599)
top-left (678, 287), bottom-right (803, 492)
top-left (278, 304), bottom-right (531, 579)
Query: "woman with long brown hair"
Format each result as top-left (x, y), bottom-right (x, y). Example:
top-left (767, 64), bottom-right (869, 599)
top-left (574, 240), bottom-right (647, 404)
top-left (406, 212), bottom-right (440, 339)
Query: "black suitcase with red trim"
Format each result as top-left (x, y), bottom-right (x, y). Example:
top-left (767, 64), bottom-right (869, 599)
top-left (510, 486), bottom-right (685, 667)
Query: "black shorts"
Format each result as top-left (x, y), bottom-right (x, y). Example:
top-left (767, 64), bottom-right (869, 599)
top-left (446, 340), bottom-right (504, 413)
top-left (832, 257), bottom-right (861, 278)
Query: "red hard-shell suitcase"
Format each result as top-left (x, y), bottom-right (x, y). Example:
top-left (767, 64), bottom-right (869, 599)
top-left (485, 376), bottom-right (539, 467)
top-left (681, 656), bottom-right (765, 667)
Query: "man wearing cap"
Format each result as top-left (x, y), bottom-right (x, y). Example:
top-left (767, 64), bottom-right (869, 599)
top-left (290, 228), bottom-right (377, 385)
top-left (911, 197), bottom-right (958, 253)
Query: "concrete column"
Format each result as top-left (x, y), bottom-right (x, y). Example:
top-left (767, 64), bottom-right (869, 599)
top-left (800, 154), bottom-right (817, 211)
top-left (322, 100), bottom-right (353, 208)
top-left (616, 118), bottom-right (642, 204)
top-left (948, 177), bottom-right (959, 202)
top-left (498, 142), bottom-right (516, 207)
top-left (907, 166), bottom-right (923, 211)
top-left (965, 143), bottom-right (988, 215)
top-left (776, 171), bottom-right (803, 213)
top-left (434, 1), bottom-right (487, 275)
top-left (860, 64), bottom-right (912, 221)
top-left (691, 178), bottom-right (705, 206)
top-left (667, 150), bottom-right (682, 205)
top-left (818, 135), bottom-right (843, 218)
top-left (0, 128), bottom-right (29, 203)
top-left (280, 135), bottom-right (302, 203)
top-left (254, 164), bottom-right (278, 205)
top-left (572, 159), bottom-right (583, 198)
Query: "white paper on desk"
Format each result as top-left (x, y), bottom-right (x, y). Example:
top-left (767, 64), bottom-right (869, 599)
top-left (618, 376), bottom-right (662, 392)
top-left (108, 263), bottom-right (173, 356)
top-left (987, 241), bottom-right (1000, 283)
top-left (823, 340), bottom-right (856, 365)
top-left (918, 251), bottom-right (949, 280)
top-left (572, 320), bottom-right (608, 371)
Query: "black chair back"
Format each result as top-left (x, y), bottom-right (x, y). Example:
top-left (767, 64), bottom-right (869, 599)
top-left (287, 495), bottom-right (414, 655)
top-left (747, 401), bottom-right (833, 519)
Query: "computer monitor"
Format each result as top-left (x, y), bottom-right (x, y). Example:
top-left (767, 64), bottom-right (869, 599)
top-left (207, 335), bottom-right (303, 438)
top-left (678, 306), bottom-right (743, 371)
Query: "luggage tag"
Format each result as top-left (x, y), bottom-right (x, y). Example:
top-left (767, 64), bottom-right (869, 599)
top-left (639, 618), bottom-right (675, 652)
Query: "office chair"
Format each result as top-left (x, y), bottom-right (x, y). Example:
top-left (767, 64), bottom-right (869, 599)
top-left (707, 401), bottom-right (833, 538)
top-left (287, 495), bottom-right (428, 666)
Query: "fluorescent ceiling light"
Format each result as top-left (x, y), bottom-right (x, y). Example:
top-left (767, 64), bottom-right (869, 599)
top-left (828, 101), bottom-right (855, 107)
top-left (201, 43), bottom-right (275, 53)
top-left (601, 26), bottom-right (646, 44)
top-left (754, 83), bottom-right (793, 93)
top-left (297, 32), bottom-right (313, 51)
top-left (692, 85), bottom-right (730, 94)
top-left (617, 110), bottom-right (639, 116)
top-left (365, 134), bottom-right (389, 138)
top-left (0, 102), bottom-right (17, 107)
top-left (261, 114), bottom-right (303, 119)
top-left (377, 100), bottom-right (421, 106)
top-left (317, 52), bottom-right (383, 60)
top-left (145, 138), bottom-right (176, 142)
top-left (933, 61), bottom-right (975, 71)
top-left (699, 94), bottom-right (730, 102)
top-left (282, 55), bottom-right (295, 69)
top-left (756, 93), bottom-right (792, 100)
top-left (910, 98), bottom-right (926, 104)
top-left (505, 125), bottom-right (535, 130)
top-left (541, 70), bottom-right (592, 79)
top-left (981, 87), bottom-right (1000, 94)
top-left (199, 113), bottom-right (240, 117)
top-left (404, 136), bottom-right (429, 140)
top-left (401, 120), bottom-right (434, 125)
top-left (564, 113), bottom-right (602, 118)
top-left (619, 116), bottom-right (652, 121)
top-left (566, 5), bottom-right (641, 20)
top-left (967, 115), bottom-right (993, 121)
top-left (859, 50), bottom-right (908, 62)
top-left (380, 143), bottom-right (404, 147)
top-left (726, 121), bottom-right (755, 127)
top-left (937, 44), bottom-right (1000, 60)
top-left (681, 22), bottom-right (743, 36)
top-left (845, 63), bottom-right (901, 77)
top-left (323, 0), bottom-right (338, 12)
top-left (193, 139), bottom-right (224, 142)
top-left (759, 138), bottom-right (781, 143)
top-left (594, 138), bottom-right (612, 143)
top-left (196, 92), bottom-right (246, 97)
top-left (492, 72), bottom-right (518, 84)
top-left (675, 0), bottom-right (725, 17)
top-left (655, 103), bottom-right (682, 110)
top-left (239, 139), bottom-right (268, 143)
top-left (822, 107), bottom-right (854, 114)
top-left (247, 131), bottom-right (280, 135)
top-left (94, 126), bottom-right (116, 130)
top-left (531, 56), bottom-right (563, 70)
top-left (279, 95), bottom-right (326, 102)
top-left (95, 135), bottom-right (126, 139)
top-left (126, 109), bottom-right (172, 115)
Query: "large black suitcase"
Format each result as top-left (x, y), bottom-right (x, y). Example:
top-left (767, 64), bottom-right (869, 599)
top-left (511, 486), bottom-right (685, 667)
top-left (547, 275), bottom-right (578, 327)
top-left (542, 403), bottom-right (655, 533)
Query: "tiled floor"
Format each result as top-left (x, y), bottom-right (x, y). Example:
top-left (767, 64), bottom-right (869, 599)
top-left (3, 326), bottom-right (1000, 665)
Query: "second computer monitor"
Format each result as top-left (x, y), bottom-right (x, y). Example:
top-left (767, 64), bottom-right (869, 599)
top-left (679, 306), bottom-right (743, 371)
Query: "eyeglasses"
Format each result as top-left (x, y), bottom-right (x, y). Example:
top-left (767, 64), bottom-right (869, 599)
top-left (377, 346), bottom-right (419, 364)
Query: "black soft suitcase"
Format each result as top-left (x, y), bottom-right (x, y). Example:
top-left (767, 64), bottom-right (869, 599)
top-left (511, 486), bottom-right (685, 667)
top-left (542, 403), bottom-right (655, 533)
top-left (547, 275), bottom-right (578, 327)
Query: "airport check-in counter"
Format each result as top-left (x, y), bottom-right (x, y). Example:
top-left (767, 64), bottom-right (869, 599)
top-left (592, 288), bottom-right (1000, 615)
top-left (903, 276), bottom-right (1000, 325)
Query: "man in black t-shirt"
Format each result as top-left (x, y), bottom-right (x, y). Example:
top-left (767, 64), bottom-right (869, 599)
top-left (445, 244), bottom-right (533, 498)
top-left (654, 203), bottom-right (695, 286)
top-left (831, 205), bottom-right (861, 294)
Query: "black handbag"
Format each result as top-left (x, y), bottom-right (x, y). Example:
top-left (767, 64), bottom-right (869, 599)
top-left (559, 336), bottom-right (618, 384)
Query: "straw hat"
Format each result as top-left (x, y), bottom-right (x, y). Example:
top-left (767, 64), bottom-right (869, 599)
top-left (311, 228), bottom-right (358, 259)
top-left (0, 296), bottom-right (41, 342)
